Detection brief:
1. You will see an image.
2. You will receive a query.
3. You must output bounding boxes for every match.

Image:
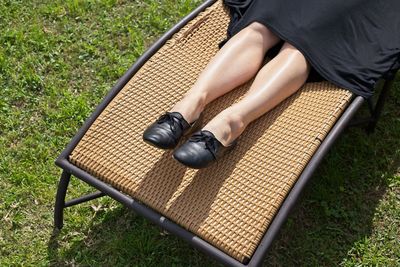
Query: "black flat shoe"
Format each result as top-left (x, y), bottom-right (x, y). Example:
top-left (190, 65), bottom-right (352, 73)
top-left (172, 129), bottom-right (238, 169)
top-left (143, 111), bottom-right (203, 149)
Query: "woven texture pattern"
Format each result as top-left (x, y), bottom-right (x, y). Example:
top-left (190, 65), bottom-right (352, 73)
top-left (69, 1), bottom-right (353, 262)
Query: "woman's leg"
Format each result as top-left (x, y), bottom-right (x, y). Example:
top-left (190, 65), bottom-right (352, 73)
top-left (170, 22), bottom-right (281, 123)
top-left (202, 41), bottom-right (311, 146)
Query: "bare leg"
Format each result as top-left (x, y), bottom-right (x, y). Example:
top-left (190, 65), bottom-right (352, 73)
top-left (170, 22), bottom-right (281, 123)
top-left (202, 41), bottom-right (311, 146)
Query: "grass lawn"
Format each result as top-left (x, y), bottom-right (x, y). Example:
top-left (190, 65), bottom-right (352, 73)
top-left (0, 0), bottom-right (399, 266)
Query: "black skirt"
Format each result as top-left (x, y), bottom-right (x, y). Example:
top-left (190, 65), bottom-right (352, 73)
top-left (221, 0), bottom-right (400, 99)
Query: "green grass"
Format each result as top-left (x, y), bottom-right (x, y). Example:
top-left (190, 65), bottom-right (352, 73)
top-left (0, 0), bottom-right (399, 266)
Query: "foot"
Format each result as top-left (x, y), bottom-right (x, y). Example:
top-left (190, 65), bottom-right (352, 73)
top-left (172, 129), bottom-right (239, 169)
top-left (143, 111), bottom-right (203, 149)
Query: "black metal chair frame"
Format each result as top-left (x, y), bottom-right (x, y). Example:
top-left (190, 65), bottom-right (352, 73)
top-left (54, 1), bottom-right (398, 266)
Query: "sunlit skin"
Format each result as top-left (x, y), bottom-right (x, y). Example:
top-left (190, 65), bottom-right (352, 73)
top-left (170, 22), bottom-right (311, 146)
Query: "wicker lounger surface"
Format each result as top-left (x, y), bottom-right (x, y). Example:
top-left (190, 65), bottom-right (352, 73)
top-left (68, 1), bottom-right (353, 263)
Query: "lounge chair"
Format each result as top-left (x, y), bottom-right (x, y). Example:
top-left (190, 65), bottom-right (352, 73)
top-left (54, 1), bottom-right (398, 266)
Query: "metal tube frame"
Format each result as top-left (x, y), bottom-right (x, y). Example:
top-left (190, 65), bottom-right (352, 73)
top-left (53, 0), bottom-right (397, 266)
top-left (54, 171), bottom-right (71, 229)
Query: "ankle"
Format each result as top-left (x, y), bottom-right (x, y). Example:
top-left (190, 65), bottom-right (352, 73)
top-left (203, 111), bottom-right (246, 146)
top-left (224, 113), bottom-right (246, 141)
top-left (171, 92), bottom-right (207, 123)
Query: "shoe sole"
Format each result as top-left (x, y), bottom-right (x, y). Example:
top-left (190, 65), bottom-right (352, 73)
top-left (171, 153), bottom-right (203, 169)
top-left (143, 137), bottom-right (173, 150)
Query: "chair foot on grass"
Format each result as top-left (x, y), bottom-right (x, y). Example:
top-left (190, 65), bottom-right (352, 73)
top-left (54, 170), bottom-right (71, 230)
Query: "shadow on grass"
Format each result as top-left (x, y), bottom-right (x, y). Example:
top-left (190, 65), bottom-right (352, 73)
top-left (264, 105), bottom-right (400, 265)
top-left (47, 206), bottom-right (222, 266)
top-left (47, 95), bottom-right (399, 266)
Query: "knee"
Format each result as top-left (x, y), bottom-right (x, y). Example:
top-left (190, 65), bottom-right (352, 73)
top-left (247, 22), bottom-right (268, 33)
top-left (280, 42), bottom-right (305, 58)
top-left (279, 42), bottom-right (311, 73)
top-left (244, 22), bottom-right (278, 41)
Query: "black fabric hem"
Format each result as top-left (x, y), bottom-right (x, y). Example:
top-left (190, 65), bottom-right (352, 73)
top-left (226, 16), bottom-right (372, 100)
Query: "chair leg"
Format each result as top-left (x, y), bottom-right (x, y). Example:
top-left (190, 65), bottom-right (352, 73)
top-left (54, 170), bottom-right (71, 230)
top-left (366, 79), bottom-right (394, 134)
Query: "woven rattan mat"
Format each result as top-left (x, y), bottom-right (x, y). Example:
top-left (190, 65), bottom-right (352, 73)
top-left (69, 1), bottom-right (353, 262)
